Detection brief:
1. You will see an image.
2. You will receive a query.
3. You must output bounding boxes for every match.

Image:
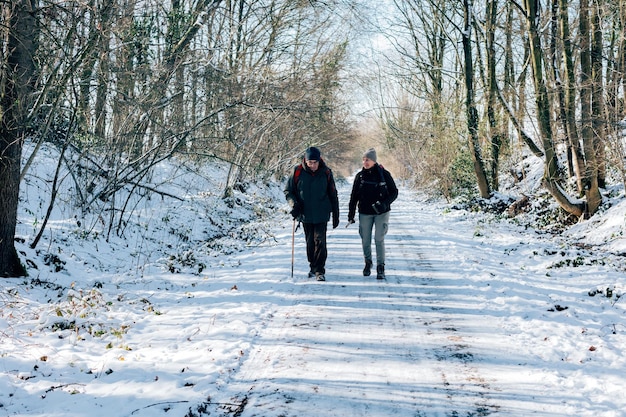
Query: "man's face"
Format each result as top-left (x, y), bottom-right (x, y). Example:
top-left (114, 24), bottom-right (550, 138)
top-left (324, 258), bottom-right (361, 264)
top-left (306, 159), bottom-right (319, 172)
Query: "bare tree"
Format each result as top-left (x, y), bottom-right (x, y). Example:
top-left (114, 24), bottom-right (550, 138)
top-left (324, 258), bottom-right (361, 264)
top-left (523, 0), bottom-right (586, 217)
top-left (556, 0), bottom-right (584, 191)
top-left (1, 0), bottom-right (38, 277)
top-left (591, 0), bottom-right (607, 189)
top-left (579, 0), bottom-right (603, 216)
top-left (485, 0), bottom-right (505, 191)
top-left (604, 0), bottom-right (626, 187)
top-left (463, 0), bottom-right (490, 198)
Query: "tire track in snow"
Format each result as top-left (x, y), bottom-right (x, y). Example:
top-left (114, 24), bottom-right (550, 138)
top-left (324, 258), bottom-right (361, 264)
top-left (389, 191), bottom-right (501, 416)
top-left (207, 186), bottom-right (502, 416)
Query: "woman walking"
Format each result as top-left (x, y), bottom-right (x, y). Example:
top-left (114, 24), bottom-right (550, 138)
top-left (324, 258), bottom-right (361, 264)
top-left (347, 148), bottom-right (398, 279)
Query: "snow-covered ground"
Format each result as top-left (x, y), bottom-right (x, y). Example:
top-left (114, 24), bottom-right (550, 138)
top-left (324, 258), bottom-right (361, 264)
top-left (1, 146), bottom-right (626, 416)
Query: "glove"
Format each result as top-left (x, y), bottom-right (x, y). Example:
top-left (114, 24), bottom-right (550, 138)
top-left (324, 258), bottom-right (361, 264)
top-left (332, 213), bottom-right (339, 229)
top-left (290, 205), bottom-right (301, 219)
top-left (348, 210), bottom-right (355, 224)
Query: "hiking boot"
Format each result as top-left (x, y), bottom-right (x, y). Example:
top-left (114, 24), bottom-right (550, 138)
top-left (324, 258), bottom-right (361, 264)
top-left (308, 270), bottom-right (315, 278)
top-left (363, 260), bottom-right (372, 276)
top-left (376, 264), bottom-right (385, 280)
top-left (316, 272), bottom-right (326, 281)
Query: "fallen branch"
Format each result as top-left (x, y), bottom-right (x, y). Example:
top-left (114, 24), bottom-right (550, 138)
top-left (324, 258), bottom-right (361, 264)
top-left (130, 401), bottom-right (189, 415)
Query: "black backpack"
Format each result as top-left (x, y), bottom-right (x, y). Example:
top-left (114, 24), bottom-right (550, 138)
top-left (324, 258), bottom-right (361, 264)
top-left (360, 165), bottom-right (389, 198)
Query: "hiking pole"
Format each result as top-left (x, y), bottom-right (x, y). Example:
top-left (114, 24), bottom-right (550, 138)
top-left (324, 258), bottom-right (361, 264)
top-left (291, 218), bottom-right (296, 278)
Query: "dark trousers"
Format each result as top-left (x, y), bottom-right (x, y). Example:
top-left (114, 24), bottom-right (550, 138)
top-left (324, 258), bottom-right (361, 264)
top-left (303, 222), bottom-right (327, 274)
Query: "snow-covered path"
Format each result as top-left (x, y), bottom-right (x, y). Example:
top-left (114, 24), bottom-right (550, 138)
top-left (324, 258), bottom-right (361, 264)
top-left (3, 181), bottom-right (626, 417)
top-left (203, 183), bottom-right (626, 417)
top-left (165, 185), bottom-right (552, 416)
top-left (214, 187), bottom-right (503, 416)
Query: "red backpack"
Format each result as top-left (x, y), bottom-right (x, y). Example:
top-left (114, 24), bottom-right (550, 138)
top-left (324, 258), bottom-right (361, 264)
top-left (293, 162), bottom-right (335, 194)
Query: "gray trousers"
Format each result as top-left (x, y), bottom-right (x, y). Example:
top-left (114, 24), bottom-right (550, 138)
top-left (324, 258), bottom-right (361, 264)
top-left (358, 211), bottom-right (390, 266)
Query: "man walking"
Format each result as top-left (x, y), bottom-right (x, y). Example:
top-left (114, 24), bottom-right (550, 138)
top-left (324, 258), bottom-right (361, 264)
top-left (285, 146), bottom-right (340, 281)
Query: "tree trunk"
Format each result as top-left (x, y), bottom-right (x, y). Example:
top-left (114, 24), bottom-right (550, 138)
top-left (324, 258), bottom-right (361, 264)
top-left (463, 0), bottom-right (490, 198)
top-left (558, 0), bottom-right (585, 192)
top-left (486, 0), bottom-right (503, 191)
top-left (524, 0), bottom-right (584, 217)
top-left (0, 0), bottom-right (38, 277)
top-left (78, 0), bottom-right (99, 132)
top-left (94, 2), bottom-right (112, 140)
top-left (580, 0), bottom-right (602, 217)
top-left (591, 0), bottom-right (607, 190)
top-left (551, 0), bottom-right (573, 178)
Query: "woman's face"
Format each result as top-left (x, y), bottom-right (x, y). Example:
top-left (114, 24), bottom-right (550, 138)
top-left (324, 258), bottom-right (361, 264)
top-left (362, 157), bottom-right (375, 169)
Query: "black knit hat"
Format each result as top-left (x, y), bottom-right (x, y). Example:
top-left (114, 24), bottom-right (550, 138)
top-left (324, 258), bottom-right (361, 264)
top-left (305, 146), bottom-right (321, 161)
